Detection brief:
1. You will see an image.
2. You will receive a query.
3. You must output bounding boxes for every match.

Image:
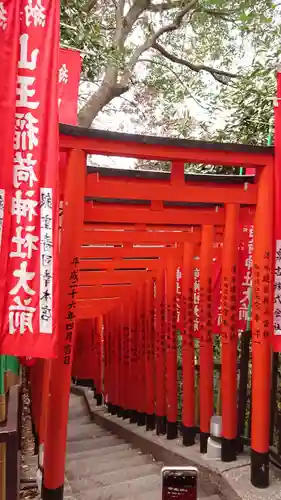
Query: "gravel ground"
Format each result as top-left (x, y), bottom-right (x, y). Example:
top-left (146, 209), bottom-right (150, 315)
top-left (20, 370), bottom-right (39, 500)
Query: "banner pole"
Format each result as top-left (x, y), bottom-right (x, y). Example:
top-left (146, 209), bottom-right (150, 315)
top-left (0, 356), bottom-right (6, 500)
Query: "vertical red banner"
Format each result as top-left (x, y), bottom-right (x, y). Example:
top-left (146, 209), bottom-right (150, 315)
top-left (0, 0), bottom-right (60, 357)
top-left (273, 68), bottom-right (281, 352)
top-left (237, 223), bottom-right (253, 333)
top-left (58, 48), bottom-right (81, 125)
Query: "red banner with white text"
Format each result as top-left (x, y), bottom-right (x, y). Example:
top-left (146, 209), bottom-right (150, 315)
top-left (0, 0), bottom-right (60, 358)
top-left (58, 47), bottom-right (81, 199)
top-left (58, 48), bottom-right (81, 125)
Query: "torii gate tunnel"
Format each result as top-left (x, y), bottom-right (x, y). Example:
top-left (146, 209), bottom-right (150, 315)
top-left (34, 125), bottom-right (274, 499)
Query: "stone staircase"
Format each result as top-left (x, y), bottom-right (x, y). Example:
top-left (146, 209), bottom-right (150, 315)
top-left (66, 394), bottom-right (221, 500)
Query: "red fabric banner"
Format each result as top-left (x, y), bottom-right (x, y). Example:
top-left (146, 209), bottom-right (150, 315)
top-left (0, 0), bottom-right (60, 358)
top-left (0, 0), bottom-right (21, 333)
top-left (237, 222), bottom-right (253, 333)
top-left (58, 48), bottom-right (81, 126)
top-left (58, 47), bottom-right (81, 198)
top-left (273, 69), bottom-right (281, 351)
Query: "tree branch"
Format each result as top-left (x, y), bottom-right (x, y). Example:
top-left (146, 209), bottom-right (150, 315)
top-left (115, 0), bottom-right (126, 47)
top-left (139, 56), bottom-right (210, 110)
top-left (120, 0), bottom-right (197, 85)
top-left (197, 7), bottom-right (238, 23)
top-left (152, 42), bottom-right (238, 84)
top-left (150, 0), bottom-right (197, 40)
top-left (123, 0), bottom-right (151, 38)
top-left (84, 0), bottom-right (98, 13)
top-left (149, 1), bottom-right (185, 11)
top-left (78, 66), bottom-right (129, 127)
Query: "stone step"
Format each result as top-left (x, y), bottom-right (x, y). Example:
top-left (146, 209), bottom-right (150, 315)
top-left (122, 490), bottom-right (160, 500)
top-left (71, 463), bottom-right (160, 493)
top-left (67, 435), bottom-right (122, 454)
top-left (68, 399), bottom-right (84, 410)
top-left (67, 424), bottom-right (110, 442)
top-left (66, 452), bottom-right (153, 479)
top-left (202, 497), bottom-right (221, 500)
top-left (68, 407), bottom-right (88, 420)
top-left (66, 443), bottom-right (133, 463)
top-left (74, 474), bottom-right (161, 500)
top-left (67, 416), bottom-right (91, 427)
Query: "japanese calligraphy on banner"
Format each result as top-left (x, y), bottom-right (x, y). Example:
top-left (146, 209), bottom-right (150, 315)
top-left (0, 0), bottom-right (60, 358)
top-left (193, 259), bottom-right (200, 335)
top-left (237, 224), bottom-right (253, 334)
top-left (58, 48), bottom-right (81, 125)
top-left (58, 48), bottom-right (81, 214)
top-left (0, 0), bottom-right (21, 322)
top-left (274, 69), bottom-right (281, 352)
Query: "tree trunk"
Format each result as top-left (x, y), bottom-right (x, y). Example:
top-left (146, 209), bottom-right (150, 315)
top-left (78, 79), bottom-right (128, 128)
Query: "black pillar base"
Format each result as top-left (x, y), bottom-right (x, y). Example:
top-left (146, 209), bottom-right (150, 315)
top-left (111, 405), bottom-right (118, 415)
top-left (236, 436), bottom-right (244, 454)
top-left (117, 406), bottom-right (124, 418)
top-left (107, 402), bottom-right (113, 413)
top-left (221, 437), bottom-right (237, 462)
top-left (31, 420), bottom-right (39, 455)
top-left (200, 432), bottom-right (209, 454)
top-left (34, 431), bottom-right (39, 456)
top-left (182, 425), bottom-right (197, 447)
top-left (251, 449), bottom-right (269, 489)
top-left (42, 484), bottom-right (64, 500)
top-left (167, 421), bottom-right (178, 440)
top-left (123, 409), bottom-right (131, 420)
top-left (146, 413), bottom-right (156, 431)
top-left (95, 393), bottom-right (103, 406)
top-left (156, 415), bottom-right (167, 435)
top-left (137, 412), bottom-right (146, 426)
top-left (130, 410), bottom-right (138, 424)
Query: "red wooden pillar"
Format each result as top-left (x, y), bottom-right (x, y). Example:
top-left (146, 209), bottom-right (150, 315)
top-left (127, 305), bottom-right (133, 418)
top-left (113, 310), bottom-right (120, 415)
top-left (144, 279), bottom-right (156, 430)
top-left (118, 306), bottom-right (125, 417)
top-left (94, 316), bottom-right (103, 406)
top-left (166, 261), bottom-right (178, 440)
top-left (103, 315), bottom-right (110, 409)
top-left (42, 149), bottom-right (85, 500)
top-left (221, 204), bottom-right (239, 462)
top-left (181, 243), bottom-right (196, 446)
top-left (251, 164), bottom-right (273, 488)
top-left (130, 291), bottom-right (139, 423)
top-left (122, 306), bottom-right (130, 418)
top-left (107, 312), bottom-right (115, 414)
top-left (199, 225), bottom-right (214, 453)
top-left (155, 269), bottom-right (167, 434)
top-left (137, 286), bottom-right (146, 426)
top-left (122, 305), bottom-right (130, 418)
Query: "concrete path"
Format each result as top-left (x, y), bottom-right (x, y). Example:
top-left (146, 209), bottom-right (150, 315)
top-left (66, 394), bottom-right (221, 500)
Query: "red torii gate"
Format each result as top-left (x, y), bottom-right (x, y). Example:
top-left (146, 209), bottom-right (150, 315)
top-left (38, 125), bottom-right (273, 499)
